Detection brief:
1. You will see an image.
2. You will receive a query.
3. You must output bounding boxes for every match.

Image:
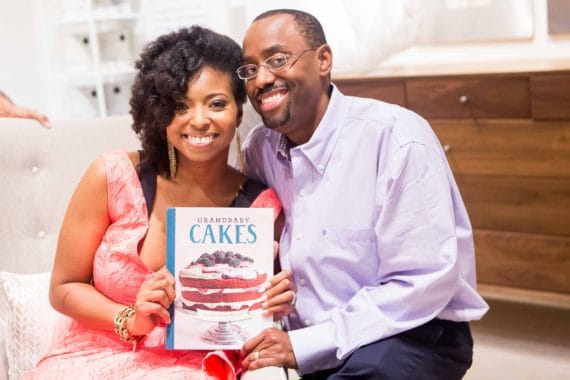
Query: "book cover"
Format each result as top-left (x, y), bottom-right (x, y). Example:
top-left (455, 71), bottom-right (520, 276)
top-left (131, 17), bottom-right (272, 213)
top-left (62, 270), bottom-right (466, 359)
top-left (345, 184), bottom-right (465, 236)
top-left (165, 207), bottom-right (274, 350)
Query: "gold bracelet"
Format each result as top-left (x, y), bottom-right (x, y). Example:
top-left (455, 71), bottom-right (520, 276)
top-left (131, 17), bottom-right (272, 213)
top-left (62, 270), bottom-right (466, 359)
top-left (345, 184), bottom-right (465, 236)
top-left (113, 305), bottom-right (145, 351)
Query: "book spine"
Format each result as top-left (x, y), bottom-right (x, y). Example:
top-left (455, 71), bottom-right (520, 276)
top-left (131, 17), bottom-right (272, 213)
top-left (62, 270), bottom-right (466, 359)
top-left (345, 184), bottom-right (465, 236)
top-left (165, 207), bottom-right (176, 349)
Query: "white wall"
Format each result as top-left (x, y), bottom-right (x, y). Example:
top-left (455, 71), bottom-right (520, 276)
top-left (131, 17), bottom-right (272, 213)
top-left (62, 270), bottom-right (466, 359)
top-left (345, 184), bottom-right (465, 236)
top-left (0, 0), bottom-right (44, 111)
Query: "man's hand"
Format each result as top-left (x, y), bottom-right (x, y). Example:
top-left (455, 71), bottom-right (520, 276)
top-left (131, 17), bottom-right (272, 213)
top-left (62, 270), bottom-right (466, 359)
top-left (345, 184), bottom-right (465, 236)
top-left (241, 327), bottom-right (297, 371)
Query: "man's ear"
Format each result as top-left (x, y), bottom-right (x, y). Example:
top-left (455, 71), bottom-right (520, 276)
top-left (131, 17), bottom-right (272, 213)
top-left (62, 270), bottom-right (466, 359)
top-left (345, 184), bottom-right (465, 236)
top-left (317, 44), bottom-right (333, 77)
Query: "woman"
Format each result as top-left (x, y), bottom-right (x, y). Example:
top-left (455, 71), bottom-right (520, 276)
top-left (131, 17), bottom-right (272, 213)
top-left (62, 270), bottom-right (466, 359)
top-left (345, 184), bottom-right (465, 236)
top-left (27, 26), bottom-right (294, 379)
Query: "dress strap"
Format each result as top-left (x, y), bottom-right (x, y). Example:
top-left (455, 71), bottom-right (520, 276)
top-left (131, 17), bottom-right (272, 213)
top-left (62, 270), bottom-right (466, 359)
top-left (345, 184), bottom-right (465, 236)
top-left (231, 179), bottom-right (267, 207)
top-left (137, 150), bottom-right (157, 216)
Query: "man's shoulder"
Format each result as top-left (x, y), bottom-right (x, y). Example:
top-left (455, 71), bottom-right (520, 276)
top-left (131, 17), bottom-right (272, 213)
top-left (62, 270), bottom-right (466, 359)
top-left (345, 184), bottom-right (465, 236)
top-left (345, 94), bottom-right (418, 122)
top-left (342, 95), bottom-right (424, 133)
top-left (343, 94), bottom-right (437, 148)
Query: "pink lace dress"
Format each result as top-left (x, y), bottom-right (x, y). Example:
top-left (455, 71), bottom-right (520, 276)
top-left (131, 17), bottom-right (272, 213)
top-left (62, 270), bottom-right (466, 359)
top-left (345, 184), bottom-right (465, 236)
top-left (26, 151), bottom-right (281, 380)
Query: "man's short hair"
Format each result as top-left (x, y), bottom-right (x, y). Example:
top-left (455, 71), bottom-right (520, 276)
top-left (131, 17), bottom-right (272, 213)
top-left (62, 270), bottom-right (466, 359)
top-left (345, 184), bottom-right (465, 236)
top-left (253, 9), bottom-right (327, 48)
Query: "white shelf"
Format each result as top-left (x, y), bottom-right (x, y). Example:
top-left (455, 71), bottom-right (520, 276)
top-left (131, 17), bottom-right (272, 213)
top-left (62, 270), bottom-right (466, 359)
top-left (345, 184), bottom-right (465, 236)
top-left (45, 12), bottom-right (139, 28)
top-left (93, 12), bottom-right (139, 22)
top-left (38, 0), bottom-right (141, 119)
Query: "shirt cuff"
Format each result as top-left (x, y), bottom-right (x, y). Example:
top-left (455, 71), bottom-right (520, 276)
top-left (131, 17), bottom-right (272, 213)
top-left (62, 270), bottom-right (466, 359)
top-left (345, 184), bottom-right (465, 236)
top-left (288, 321), bottom-right (343, 375)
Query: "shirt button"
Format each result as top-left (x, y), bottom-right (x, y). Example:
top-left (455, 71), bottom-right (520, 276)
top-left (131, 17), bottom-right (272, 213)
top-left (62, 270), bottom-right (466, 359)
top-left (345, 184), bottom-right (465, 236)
top-left (32, 166), bottom-right (40, 174)
top-left (318, 163), bottom-right (324, 170)
top-left (304, 319), bottom-right (311, 326)
top-left (37, 230), bottom-right (46, 238)
top-left (299, 189), bottom-right (306, 196)
top-left (296, 233), bottom-right (303, 240)
top-left (299, 278), bottom-right (306, 286)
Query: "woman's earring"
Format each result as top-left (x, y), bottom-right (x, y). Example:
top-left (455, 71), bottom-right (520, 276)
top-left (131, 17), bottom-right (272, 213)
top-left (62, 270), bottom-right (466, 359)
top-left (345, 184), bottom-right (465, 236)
top-left (236, 128), bottom-right (244, 173)
top-left (168, 140), bottom-right (177, 179)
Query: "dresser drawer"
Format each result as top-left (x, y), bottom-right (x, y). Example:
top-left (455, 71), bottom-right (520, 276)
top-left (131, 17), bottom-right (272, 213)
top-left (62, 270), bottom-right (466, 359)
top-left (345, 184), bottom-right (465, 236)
top-left (406, 77), bottom-right (531, 118)
top-left (460, 174), bottom-right (570, 237)
top-left (474, 229), bottom-right (570, 294)
top-left (531, 74), bottom-right (570, 120)
top-left (431, 120), bottom-right (570, 178)
top-left (335, 78), bottom-right (406, 107)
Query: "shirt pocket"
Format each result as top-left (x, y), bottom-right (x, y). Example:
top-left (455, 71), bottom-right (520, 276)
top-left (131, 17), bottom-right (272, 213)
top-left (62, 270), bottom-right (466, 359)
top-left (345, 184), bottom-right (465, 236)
top-left (322, 227), bottom-right (377, 249)
top-left (319, 227), bottom-right (378, 283)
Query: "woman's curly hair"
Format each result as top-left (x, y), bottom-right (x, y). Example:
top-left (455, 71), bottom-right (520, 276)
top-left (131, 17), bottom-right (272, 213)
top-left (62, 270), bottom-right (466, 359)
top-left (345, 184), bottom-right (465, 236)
top-left (130, 26), bottom-right (246, 177)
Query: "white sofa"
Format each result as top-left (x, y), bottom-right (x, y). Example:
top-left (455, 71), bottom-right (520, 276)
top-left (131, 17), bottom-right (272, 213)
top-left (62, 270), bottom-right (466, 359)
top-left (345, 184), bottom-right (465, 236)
top-left (0, 116), bottom-right (140, 379)
top-left (0, 114), bottom-right (283, 380)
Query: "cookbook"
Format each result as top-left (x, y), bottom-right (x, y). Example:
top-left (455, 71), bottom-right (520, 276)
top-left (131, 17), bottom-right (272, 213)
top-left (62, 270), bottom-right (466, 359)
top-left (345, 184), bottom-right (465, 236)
top-left (165, 207), bottom-right (274, 350)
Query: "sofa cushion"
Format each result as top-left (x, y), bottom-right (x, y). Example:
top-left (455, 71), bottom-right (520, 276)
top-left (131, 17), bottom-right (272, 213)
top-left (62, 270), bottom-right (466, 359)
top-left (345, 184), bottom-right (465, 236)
top-left (0, 271), bottom-right (60, 380)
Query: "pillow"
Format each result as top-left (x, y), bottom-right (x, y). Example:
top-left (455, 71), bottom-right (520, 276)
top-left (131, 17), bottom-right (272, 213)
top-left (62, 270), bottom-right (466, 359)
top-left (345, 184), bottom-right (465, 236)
top-left (0, 272), bottom-right (60, 380)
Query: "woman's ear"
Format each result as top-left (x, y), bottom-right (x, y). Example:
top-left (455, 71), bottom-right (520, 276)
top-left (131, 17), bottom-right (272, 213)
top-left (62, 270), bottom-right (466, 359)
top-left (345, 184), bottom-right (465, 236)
top-left (317, 44), bottom-right (333, 77)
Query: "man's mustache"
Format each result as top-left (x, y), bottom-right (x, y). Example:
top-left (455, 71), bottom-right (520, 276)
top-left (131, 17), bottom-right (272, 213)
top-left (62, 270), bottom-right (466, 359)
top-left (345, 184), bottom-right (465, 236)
top-left (256, 83), bottom-right (288, 97)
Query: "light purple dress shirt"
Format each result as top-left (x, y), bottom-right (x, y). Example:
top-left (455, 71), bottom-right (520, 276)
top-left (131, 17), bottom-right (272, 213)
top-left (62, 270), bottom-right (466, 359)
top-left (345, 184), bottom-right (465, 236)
top-left (243, 86), bottom-right (489, 374)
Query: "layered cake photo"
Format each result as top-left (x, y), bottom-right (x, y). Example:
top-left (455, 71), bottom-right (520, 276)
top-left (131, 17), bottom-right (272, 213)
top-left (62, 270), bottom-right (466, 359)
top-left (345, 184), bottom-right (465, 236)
top-left (178, 250), bottom-right (267, 322)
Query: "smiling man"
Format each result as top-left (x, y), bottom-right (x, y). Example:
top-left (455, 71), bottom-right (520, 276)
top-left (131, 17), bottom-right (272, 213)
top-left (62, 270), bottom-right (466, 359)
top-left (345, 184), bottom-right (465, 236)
top-left (239, 9), bottom-right (489, 380)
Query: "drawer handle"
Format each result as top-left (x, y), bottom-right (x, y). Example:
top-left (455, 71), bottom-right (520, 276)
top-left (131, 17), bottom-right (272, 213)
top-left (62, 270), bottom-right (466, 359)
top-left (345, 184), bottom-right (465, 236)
top-left (443, 144), bottom-right (451, 153)
top-left (459, 95), bottom-right (469, 104)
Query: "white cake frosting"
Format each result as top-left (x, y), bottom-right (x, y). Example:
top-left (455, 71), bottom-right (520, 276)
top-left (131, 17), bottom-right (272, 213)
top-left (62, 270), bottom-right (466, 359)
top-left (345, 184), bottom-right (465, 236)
top-left (179, 263), bottom-right (259, 280)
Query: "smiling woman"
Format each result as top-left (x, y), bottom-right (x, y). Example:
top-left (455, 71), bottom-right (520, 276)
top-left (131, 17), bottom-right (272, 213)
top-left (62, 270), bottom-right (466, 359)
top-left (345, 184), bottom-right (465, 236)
top-left (24, 25), bottom-right (293, 380)
top-left (166, 67), bottom-right (240, 171)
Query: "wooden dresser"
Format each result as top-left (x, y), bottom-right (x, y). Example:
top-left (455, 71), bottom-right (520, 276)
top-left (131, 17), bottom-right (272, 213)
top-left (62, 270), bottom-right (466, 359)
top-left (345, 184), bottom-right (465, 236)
top-left (335, 66), bottom-right (570, 308)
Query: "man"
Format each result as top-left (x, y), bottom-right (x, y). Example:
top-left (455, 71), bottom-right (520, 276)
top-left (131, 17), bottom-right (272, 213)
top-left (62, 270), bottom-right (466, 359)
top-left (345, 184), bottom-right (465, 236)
top-left (239, 9), bottom-right (488, 380)
top-left (0, 90), bottom-right (51, 128)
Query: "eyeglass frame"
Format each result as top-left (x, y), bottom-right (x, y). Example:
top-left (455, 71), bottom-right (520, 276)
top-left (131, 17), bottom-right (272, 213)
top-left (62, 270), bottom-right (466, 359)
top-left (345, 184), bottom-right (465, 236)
top-left (236, 46), bottom-right (320, 80)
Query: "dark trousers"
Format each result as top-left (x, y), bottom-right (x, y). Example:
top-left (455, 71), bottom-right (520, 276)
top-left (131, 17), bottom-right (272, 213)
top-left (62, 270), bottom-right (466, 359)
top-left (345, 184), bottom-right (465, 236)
top-left (301, 319), bottom-right (473, 380)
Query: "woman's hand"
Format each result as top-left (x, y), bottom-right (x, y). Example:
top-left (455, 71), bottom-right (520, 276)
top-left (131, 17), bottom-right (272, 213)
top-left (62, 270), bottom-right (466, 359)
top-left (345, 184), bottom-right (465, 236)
top-left (262, 269), bottom-right (296, 320)
top-left (127, 267), bottom-right (176, 336)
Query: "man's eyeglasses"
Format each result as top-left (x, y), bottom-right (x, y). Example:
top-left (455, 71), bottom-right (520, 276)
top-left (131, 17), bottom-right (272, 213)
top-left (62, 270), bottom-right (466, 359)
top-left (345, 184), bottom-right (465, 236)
top-left (236, 47), bottom-right (318, 80)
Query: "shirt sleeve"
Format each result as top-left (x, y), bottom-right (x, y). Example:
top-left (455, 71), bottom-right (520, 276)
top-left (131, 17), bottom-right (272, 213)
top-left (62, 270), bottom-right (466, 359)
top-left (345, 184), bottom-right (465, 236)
top-left (289, 142), bottom-right (465, 374)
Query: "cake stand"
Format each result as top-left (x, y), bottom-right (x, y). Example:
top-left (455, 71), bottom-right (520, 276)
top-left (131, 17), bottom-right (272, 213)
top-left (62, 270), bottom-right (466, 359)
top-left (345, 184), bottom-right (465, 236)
top-left (199, 309), bottom-right (251, 345)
